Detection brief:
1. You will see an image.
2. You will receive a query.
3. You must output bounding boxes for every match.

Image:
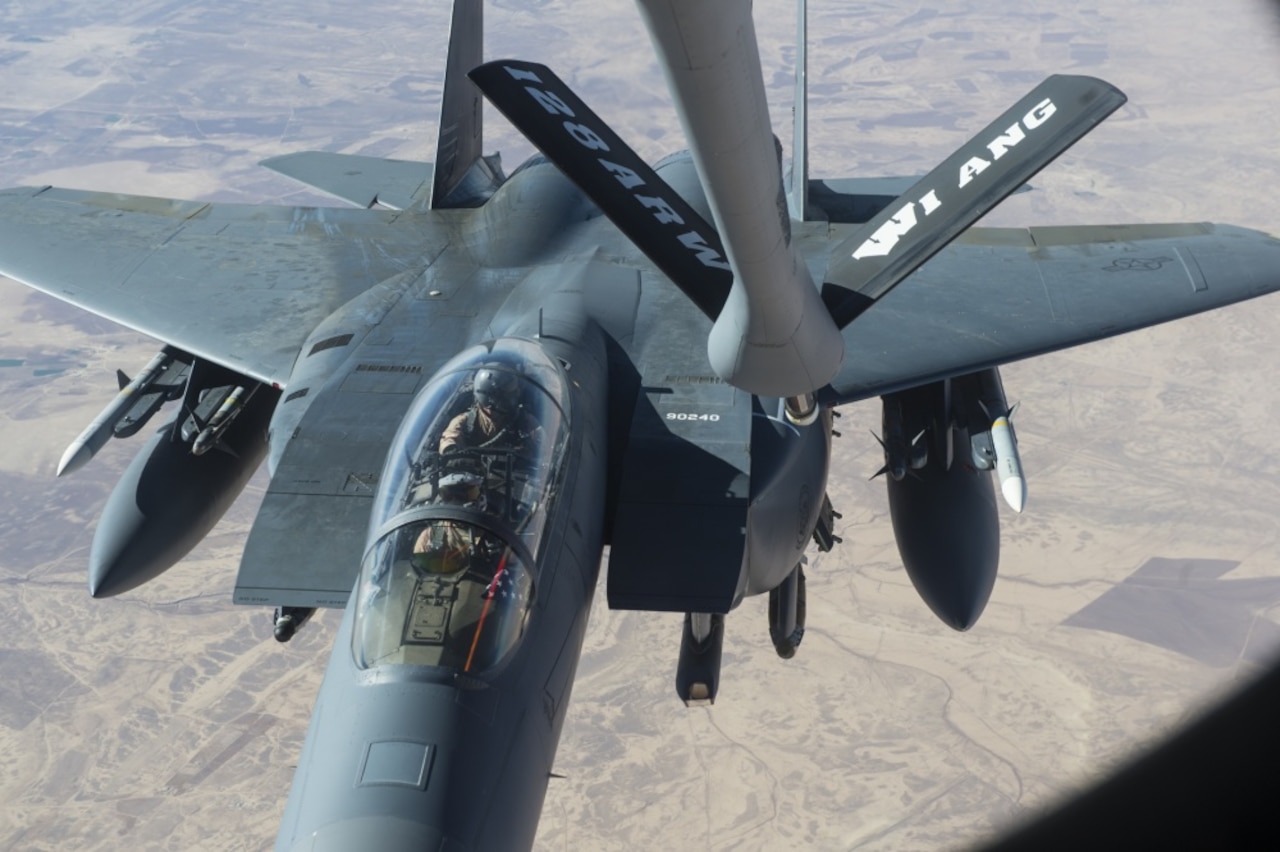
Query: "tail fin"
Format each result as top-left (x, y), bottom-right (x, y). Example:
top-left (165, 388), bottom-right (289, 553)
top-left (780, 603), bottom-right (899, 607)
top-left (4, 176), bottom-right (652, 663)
top-left (259, 0), bottom-right (498, 209)
top-left (469, 60), bottom-right (732, 319)
top-left (429, 0), bottom-right (495, 208)
top-left (789, 0), bottom-right (809, 221)
top-left (823, 74), bottom-right (1127, 327)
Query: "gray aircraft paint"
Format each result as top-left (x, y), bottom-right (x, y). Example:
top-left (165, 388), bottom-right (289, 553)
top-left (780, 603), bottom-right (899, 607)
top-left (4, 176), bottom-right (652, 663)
top-left (2, 0), bottom-right (1280, 849)
top-left (637, 0), bottom-right (845, 397)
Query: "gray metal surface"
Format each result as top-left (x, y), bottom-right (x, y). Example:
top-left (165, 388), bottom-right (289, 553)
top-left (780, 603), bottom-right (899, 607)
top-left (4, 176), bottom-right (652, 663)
top-left (822, 74), bottom-right (1127, 325)
top-left (5, 0), bottom-right (1280, 849)
top-left (0, 186), bottom-right (441, 384)
top-left (260, 152), bottom-right (434, 210)
top-left (823, 222), bottom-right (1280, 402)
top-left (428, 0), bottom-right (485, 208)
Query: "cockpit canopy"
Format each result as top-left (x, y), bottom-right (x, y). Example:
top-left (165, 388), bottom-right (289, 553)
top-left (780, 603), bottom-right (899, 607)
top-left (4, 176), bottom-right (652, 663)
top-left (352, 520), bottom-right (535, 672)
top-left (352, 339), bottom-right (571, 674)
top-left (369, 339), bottom-right (570, 547)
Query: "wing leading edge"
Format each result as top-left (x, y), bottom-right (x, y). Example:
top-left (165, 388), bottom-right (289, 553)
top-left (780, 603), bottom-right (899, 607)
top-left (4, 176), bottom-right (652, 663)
top-left (0, 186), bottom-right (443, 385)
top-left (819, 222), bottom-right (1280, 404)
top-left (821, 74), bottom-right (1127, 327)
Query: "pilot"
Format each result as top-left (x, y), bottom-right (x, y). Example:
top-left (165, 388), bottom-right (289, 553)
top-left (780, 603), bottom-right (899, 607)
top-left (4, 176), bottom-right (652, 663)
top-left (411, 472), bottom-right (486, 574)
top-left (439, 367), bottom-right (539, 454)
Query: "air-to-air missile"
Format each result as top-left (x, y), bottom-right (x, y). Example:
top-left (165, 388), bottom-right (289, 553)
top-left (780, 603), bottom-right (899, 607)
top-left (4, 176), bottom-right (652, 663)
top-left (962, 368), bottom-right (1027, 514)
top-left (989, 412), bottom-right (1026, 514)
top-left (190, 383), bottom-right (256, 456)
top-left (873, 394), bottom-right (929, 482)
top-left (56, 347), bottom-right (190, 476)
top-left (55, 348), bottom-right (278, 596)
top-left (88, 381), bottom-right (278, 597)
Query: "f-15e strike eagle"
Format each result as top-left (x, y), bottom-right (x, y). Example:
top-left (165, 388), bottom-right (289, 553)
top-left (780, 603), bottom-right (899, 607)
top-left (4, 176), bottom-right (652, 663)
top-left (3, 0), bottom-right (1278, 849)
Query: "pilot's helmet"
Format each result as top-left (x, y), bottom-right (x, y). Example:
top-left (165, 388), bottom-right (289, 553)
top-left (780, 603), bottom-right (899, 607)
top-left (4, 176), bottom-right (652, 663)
top-left (438, 471), bottom-right (483, 506)
top-left (473, 368), bottom-right (519, 418)
top-left (411, 521), bottom-right (467, 575)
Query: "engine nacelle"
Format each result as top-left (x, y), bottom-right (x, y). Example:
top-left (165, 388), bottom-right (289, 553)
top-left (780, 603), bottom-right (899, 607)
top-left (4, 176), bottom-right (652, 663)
top-left (741, 399), bottom-right (832, 597)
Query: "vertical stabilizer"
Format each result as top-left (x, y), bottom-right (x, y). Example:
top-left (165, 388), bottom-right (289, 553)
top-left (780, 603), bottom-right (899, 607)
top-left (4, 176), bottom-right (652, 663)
top-left (789, 0), bottom-right (809, 221)
top-left (429, 0), bottom-right (485, 208)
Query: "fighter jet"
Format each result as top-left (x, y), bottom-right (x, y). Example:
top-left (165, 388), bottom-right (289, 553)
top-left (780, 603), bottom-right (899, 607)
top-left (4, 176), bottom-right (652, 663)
top-left (2, 0), bottom-right (1279, 848)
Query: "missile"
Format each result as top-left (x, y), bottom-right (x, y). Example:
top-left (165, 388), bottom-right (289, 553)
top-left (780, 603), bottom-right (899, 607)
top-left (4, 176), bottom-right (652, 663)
top-left (874, 397), bottom-right (908, 480)
top-left (191, 384), bottom-right (253, 456)
top-left (88, 386), bottom-right (277, 598)
top-left (907, 428), bottom-right (929, 471)
top-left (874, 395), bottom-right (930, 481)
top-left (872, 428), bottom-right (929, 482)
top-left (872, 432), bottom-right (907, 482)
top-left (676, 612), bottom-right (724, 706)
top-left (990, 414), bottom-right (1026, 513)
top-left (57, 349), bottom-right (184, 477)
top-left (958, 368), bottom-right (1025, 513)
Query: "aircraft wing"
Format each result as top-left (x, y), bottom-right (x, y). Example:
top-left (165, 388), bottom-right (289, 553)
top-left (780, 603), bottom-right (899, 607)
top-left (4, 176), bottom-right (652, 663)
top-left (260, 152), bottom-right (434, 210)
top-left (820, 221), bottom-right (1280, 403)
top-left (0, 185), bottom-right (442, 385)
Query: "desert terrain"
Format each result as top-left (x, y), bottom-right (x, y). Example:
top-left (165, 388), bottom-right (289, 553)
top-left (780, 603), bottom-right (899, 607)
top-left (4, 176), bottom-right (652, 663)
top-left (2, 1), bottom-right (1279, 849)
